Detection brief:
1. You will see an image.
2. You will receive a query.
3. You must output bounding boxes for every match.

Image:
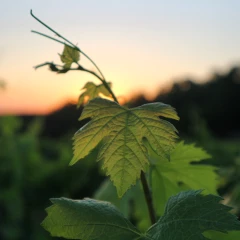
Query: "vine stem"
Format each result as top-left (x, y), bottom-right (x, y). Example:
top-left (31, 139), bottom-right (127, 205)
top-left (141, 171), bottom-right (156, 224)
top-left (79, 68), bottom-right (156, 225)
top-left (84, 68), bottom-right (157, 225)
top-left (31, 10), bottom-right (156, 225)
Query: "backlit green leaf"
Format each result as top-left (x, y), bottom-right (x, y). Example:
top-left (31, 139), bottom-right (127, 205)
top-left (146, 190), bottom-right (240, 240)
top-left (42, 197), bottom-right (141, 240)
top-left (96, 142), bottom-right (219, 232)
top-left (150, 141), bottom-right (218, 215)
top-left (71, 98), bottom-right (179, 196)
top-left (60, 44), bottom-right (80, 69)
top-left (204, 230), bottom-right (240, 240)
top-left (77, 82), bottom-right (113, 107)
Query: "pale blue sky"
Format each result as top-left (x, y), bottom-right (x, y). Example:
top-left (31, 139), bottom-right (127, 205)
top-left (1, 1), bottom-right (240, 114)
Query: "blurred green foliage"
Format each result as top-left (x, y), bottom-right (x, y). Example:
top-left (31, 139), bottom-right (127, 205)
top-left (1, 112), bottom-right (239, 239)
top-left (187, 113), bottom-right (240, 216)
top-left (0, 116), bottom-right (103, 240)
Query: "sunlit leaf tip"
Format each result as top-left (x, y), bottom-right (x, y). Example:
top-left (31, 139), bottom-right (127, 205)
top-left (77, 81), bottom-right (113, 107)
top-left (60, 44), bottom-right (80, 69)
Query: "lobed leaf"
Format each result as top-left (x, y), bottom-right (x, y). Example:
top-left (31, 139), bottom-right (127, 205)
top-left (204, 230), bottom-right (240, 240)
top-left (71, 98), bottom-right (179, 196)
top-left (60, 44), bottom-right (80, 69)
top-left (42, 197), bottom-right (142, 240)
top-left (95, 142), bottom-right (219, 231)
top-left (150, 142), bottom-right (219, 215)
top-left (77, 81), bottom-right (113, 107)
top-left (146, 190), bottom-right (240, 240)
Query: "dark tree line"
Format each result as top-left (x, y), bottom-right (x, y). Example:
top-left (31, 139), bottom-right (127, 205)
top-left (21, 66), bottom-right (240, 139)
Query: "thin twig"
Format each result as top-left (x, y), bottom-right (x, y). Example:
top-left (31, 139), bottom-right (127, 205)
top-left (80, 51), bottom-right (107, 82)
top-left (30, 10), bottom-right (79, 50)
top-left (31, 30), bottom-right (68, 46)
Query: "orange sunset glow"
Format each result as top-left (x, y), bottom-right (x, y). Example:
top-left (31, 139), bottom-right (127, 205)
top-left (1, 1), bottom-right (240, 115)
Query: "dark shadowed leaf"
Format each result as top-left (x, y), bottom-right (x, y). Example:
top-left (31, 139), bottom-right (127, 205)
top-left (42, 197), bottom-right (142, 240)
top-left (146, 190), bottom-right (240, 240)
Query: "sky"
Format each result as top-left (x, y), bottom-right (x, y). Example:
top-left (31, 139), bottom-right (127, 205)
top-left (1, 1), bottom-right (240, 114)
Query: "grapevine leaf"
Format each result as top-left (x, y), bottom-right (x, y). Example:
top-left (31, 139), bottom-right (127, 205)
top-left (71, 98), bottom-right (179, 196)
top-left (77, 82), bottom-right (113, 107)
top-left (146, 190), bottom-right (240, 240)
top-left (96, 143), bottom-right (219, 232)
top-left (60, 44), bottom-right (80, 69)
top-left (42, 197), bottom-right (141, 240)
top-left (150, 141), bottom-right (218, 215)
top-left (204, 230), bottom-right (240, 240)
